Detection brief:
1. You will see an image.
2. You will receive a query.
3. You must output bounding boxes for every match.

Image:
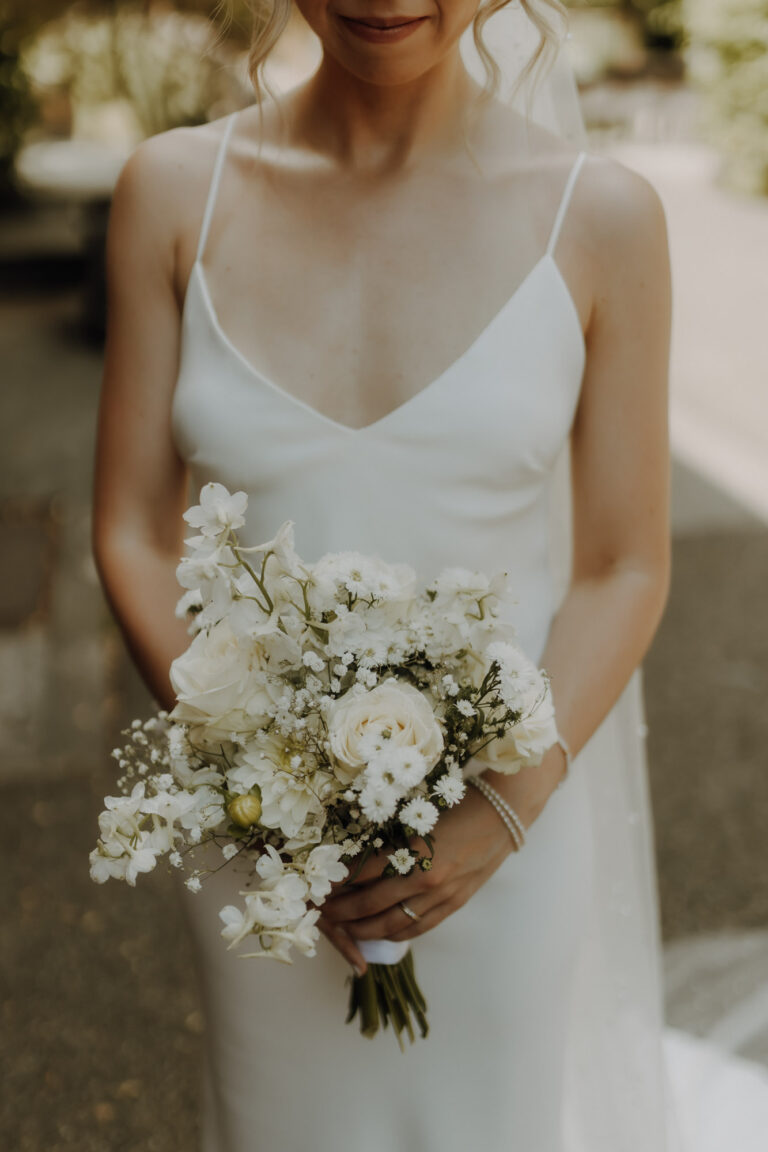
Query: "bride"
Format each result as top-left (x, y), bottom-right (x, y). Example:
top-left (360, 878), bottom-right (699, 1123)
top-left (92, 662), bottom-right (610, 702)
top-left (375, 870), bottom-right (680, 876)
top-left (89, 1), bottom-right (744, 1149)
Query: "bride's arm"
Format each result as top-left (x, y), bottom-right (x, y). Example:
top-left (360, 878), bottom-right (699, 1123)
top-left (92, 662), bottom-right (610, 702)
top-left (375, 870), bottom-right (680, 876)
top-left (486, 155), bottom-right (673, 824)
top-left (92, 136), bottom-right (195, 711)
top-left (323, 159), bottom-right (672, 957)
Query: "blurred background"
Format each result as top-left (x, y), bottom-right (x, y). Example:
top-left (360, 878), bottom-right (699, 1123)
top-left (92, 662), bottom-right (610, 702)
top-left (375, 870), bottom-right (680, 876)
top-left (1, 1), bottom-right (767, 1148)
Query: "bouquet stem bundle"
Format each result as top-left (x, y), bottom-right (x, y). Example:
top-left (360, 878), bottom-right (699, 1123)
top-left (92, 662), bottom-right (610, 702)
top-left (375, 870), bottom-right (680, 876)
top-left (348, 949), bottom-right (428, 1049)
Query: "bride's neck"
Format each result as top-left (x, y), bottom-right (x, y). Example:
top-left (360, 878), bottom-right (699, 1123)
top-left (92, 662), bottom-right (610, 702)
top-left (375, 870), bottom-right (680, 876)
top-left (287, 51), bottom-right (481, 175)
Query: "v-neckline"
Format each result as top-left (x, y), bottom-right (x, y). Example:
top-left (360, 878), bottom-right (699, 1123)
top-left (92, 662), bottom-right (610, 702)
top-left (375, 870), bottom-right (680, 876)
top-left (191, 252), bottom-right (584, 436)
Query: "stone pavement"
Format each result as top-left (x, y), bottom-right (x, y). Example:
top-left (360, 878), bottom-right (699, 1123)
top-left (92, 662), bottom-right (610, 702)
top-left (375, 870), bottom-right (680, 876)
top-left (2, 136), bottom-right (768, 1148)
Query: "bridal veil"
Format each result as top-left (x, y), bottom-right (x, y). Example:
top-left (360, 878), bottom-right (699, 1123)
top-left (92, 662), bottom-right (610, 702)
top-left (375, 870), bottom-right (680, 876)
top-left (461, 6), bottom-right (686, 1149)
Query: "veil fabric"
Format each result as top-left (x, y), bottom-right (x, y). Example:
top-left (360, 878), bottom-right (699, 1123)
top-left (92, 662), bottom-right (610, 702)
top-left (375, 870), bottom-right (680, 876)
top-left (461, 7), bottom-right (686, 1150)
top-left (461, 8), bottom-right (768, 1152)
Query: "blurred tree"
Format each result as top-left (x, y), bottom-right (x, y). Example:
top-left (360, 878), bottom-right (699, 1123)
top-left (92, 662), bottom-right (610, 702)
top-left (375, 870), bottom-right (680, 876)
top-left (0, 3), bottom-right (42, 198)
top-left (3, 0), bottom-right (254, 43)
top-left (566, 0), bottom-right (684, 52)
top-left (681, 0), bottom-right (768, 196)
top-left (20, 3), bottom-right (254, 141)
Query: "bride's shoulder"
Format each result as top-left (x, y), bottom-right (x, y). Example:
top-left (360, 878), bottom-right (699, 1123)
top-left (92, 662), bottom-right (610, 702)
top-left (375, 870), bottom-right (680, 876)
top-left (574, 153), bottom-right (671, 314)
top-left (108, 117), bottom-right (234, 260)
top-left (498, 111), bottom-right (667, 255)
top-left (533, 137), bottom-right (669, 279)
top-left (525, 121), bottom-right (667, 247)
top-left (116, 115), bottom-right (232, 191)
top-left (577, 149), bottom-right (668, 247)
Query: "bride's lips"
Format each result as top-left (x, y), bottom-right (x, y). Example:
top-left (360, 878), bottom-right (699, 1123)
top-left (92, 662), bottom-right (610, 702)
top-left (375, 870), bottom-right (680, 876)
top-left (337, 13), bottom-right (429, 42)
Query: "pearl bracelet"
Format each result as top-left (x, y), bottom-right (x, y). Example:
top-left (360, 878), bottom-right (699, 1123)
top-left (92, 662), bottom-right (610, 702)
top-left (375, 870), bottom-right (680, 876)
top-left (467, 776), bottom-right (525, 852)
top-left (554, 732), bottom-right (572, 789)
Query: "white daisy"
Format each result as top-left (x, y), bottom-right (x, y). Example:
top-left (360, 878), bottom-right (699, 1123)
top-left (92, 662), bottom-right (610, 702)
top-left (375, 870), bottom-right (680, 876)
top-left (399, 798), bottom-right (439, 836)
top-left (433, 774), bottom-right (466, 807)
top-left (359, 781), bottom-right (399, 823)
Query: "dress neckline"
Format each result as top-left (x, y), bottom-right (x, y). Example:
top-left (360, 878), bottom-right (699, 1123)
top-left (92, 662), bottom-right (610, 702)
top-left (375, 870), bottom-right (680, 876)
top-left (190, 251), bottom-right (585, 437)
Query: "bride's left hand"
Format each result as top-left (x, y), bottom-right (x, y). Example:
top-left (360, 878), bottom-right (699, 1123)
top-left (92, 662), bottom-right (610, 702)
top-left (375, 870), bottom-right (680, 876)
top-left (321, 786), bottom-right (511, 947)
top-left (320, 746), bottom-right (567, 956)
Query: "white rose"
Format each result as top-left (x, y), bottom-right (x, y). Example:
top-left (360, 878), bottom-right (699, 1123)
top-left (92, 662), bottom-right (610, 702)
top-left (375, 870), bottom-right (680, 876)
top-left (482, 677), bottom-right (558, 774)
top-left (326, 678), bottom-right (443, 785)
top-left (169, 619), bottom-right (275, 741)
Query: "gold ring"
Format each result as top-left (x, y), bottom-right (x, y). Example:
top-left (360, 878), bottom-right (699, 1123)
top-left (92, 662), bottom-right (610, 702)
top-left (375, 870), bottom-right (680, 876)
top-left (399, 900), bottom-right (421, 922)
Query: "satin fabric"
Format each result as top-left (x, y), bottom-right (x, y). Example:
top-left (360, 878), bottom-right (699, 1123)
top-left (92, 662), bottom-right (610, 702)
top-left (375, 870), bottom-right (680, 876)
top-left (171, 120), bottom-right (637, 1151)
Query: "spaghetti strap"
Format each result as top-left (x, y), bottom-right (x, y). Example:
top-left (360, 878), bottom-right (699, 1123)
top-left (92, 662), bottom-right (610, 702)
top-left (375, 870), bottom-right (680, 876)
top-left (195, 111), bottom-right (238, 265)
top-left (546, 150), bottom-right (587, 258)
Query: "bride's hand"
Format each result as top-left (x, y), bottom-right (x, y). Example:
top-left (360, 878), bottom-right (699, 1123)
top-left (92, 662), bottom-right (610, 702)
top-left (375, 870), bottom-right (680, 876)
top-left (320, 746), bottom-right (568, 965)
top-left (320, 785), bottom-right (514, 958)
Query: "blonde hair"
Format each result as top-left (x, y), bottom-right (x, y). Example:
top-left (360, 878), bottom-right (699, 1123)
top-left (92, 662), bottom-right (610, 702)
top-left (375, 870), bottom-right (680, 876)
top-left (241, 0), bottom-right (569, 118)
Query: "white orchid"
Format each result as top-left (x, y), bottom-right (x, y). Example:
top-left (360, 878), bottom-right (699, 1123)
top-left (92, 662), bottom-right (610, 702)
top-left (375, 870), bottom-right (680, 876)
top-left (303, 844), bottom-right (348, 903)
top-left (183, 481), bottom-right (247, 539)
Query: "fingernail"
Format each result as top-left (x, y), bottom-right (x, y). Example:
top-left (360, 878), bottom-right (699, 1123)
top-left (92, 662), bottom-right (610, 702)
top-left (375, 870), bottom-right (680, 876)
top-left (352, 964), bottom-right (362, 977)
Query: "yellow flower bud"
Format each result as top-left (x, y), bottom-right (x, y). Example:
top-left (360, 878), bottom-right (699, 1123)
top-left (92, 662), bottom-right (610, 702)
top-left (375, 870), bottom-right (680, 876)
top-left (227, 789), bottom-right (262, 828)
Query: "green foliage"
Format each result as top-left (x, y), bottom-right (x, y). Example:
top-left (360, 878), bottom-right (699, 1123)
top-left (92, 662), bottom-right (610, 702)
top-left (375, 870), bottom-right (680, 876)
top-left (0, 47), bottom-right (35, 167)
top-left (566, 0), bottom-right (685, 46)
top-left (683, 0), bottom-right (768, 195)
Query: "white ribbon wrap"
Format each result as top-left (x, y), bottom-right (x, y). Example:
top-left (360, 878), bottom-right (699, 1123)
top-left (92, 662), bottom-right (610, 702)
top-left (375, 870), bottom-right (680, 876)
top-left (356, 938), bottom-right (410, 965)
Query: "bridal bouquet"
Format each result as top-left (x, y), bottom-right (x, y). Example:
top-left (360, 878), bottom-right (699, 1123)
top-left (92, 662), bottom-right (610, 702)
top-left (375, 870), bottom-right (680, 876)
top-left (90, 483), bottom-right (558, 1047)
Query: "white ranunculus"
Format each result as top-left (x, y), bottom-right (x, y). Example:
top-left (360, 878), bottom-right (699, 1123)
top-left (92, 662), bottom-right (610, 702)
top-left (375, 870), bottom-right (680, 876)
top-left (234, 740), bottom-right (325, 839)
top-left (169, 619), bottom-right (276, 740)
top-left (327, 678), bottom-right (444, 785)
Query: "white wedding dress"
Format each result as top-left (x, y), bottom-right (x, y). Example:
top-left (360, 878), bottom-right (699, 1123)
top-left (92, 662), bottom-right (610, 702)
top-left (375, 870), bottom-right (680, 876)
top-left (169, 112), bottom-right (768, 1151)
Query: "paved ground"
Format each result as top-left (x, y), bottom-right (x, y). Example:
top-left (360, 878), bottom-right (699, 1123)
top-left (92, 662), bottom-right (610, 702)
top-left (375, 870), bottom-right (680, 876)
top-left (2, 86), bottom-right (768, 1149)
